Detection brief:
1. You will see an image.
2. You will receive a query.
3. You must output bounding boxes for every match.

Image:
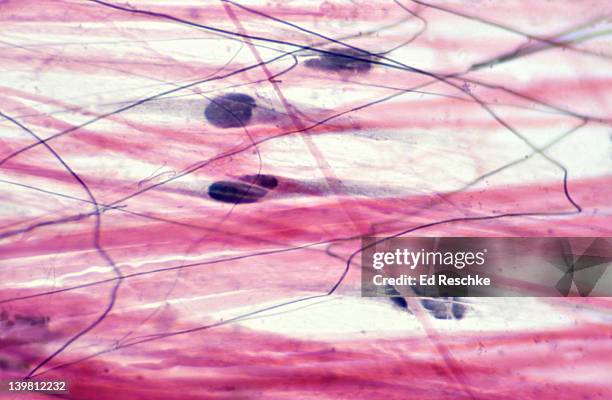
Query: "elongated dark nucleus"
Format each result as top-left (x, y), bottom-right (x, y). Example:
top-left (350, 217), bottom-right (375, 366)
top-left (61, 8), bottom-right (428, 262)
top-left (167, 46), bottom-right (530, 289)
top-left (204, 93), bottom-right (256, 128)
top-left (207, 181), bottom-right (267, 204)
top-left (239, 174), bottom-right (279, 190)
top-left (420, 297), bottom-right (466, 320)
top-left (390, 296), bottom-right (408, 309)
top-left (451, 301), bottom-right (467, 320)
top-left (305, 48), bottom-right (373, 72)
top-left (421, 298), bottom-right (453, 320)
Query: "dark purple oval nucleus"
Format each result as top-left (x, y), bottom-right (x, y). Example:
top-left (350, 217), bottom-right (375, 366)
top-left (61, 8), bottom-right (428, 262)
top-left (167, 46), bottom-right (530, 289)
top-left (207, 181), bottom-right (267, 204)
top-left (204, 93), bottom-right (256, 128)
top-left (305, 48), bottom-right (373, 73)
top-left (240, 174), bottom-right (279, 190)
